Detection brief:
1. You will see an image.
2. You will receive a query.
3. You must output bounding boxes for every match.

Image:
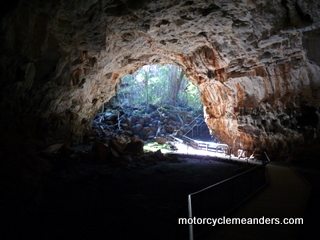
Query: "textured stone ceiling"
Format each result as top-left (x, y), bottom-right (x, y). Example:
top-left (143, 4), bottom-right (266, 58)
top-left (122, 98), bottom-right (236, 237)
top-left (1, 0), bottom-right (320, 159)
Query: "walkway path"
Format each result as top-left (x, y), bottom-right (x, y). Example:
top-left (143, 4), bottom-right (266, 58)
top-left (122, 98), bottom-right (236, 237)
top-left (203, 164), bottom-right (312, 240)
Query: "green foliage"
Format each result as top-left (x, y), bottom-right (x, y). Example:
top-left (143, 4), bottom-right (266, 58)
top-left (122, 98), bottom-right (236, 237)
top-left (178, 81), bottom-right (202, 111)
top-left (117, 64), bottom-right (202, 112)
top-left (143, 142), bottom-right (173, 153)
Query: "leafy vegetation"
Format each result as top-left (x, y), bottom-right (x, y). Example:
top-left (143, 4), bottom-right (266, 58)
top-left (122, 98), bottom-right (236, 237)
top-left (117, 64), bottom-right (202, 112)
top-left (143, 142), bottom-right (173, 153)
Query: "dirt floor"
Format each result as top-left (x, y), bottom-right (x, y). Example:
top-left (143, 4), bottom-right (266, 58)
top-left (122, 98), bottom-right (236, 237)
top-left (4, 156), bottom-right (252, 240)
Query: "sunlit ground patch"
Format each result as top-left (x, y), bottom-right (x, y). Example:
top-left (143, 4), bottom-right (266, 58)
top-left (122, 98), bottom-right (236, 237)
top-left (143, 142), bottom-right (173, 153)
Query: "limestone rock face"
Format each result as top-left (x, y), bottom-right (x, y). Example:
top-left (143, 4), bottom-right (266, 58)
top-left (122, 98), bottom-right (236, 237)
top-left (1, 0), bottom-right (320, 159)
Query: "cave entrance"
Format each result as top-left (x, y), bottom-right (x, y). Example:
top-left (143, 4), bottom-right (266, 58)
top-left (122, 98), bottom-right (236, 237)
top-left (95, 64), bottom-right (211, 152)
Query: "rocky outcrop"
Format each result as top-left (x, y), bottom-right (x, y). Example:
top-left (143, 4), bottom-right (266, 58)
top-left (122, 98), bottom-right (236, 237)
top-left (1, 0), bottom-right (320, 160)
top-left (92, 105), bottom-right (209, 143)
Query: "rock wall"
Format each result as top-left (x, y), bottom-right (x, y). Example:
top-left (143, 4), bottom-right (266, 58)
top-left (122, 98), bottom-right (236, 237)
top-left (1, 0), bottom-right (320, 159)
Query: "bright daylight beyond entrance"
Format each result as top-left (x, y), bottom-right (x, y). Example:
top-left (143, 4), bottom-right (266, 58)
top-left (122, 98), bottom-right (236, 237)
top-left (93, 64), bottom-right (211, 153)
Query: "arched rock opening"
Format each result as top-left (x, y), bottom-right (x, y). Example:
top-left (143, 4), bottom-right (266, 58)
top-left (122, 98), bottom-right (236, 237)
top-left (1, 0), bottom-right (320, 162)
top-left (94, 64), bottom-right (211, 145)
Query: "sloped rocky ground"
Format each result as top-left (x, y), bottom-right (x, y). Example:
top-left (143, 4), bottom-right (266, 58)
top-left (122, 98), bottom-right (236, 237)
top-left (91, 104), bottom-right (210, 143)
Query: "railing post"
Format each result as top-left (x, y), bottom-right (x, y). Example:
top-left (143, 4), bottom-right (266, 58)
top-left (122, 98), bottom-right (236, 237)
top-left (264, 151), bottom-right (271, 165)
top-left (188, 194), bottom-right (194, 240)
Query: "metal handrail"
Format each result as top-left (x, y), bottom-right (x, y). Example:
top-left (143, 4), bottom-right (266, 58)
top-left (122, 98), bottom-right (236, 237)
top-left (164, 111), bottom-right (202, 137)
top-left (179, 114), bottom-right (203, 136)
top-left (187, 162), bottom-right (268, 240)
top-left (177, 136), bottom-right (257, 159)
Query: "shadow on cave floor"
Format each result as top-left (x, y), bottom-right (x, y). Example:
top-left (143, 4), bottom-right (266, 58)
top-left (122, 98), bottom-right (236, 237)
top-left (1, 156), bottom-right (252, 240)
top-left (294, 166), bottom-right (320, 240)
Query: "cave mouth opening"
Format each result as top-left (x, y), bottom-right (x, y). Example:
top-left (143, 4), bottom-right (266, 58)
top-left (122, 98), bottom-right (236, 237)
top-left (92, 64), bottom-right (212, 153)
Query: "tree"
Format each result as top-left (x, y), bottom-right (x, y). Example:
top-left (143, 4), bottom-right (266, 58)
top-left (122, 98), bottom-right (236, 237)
top-left (167, 65), bottom-right (185, 107)
top-left (142, 65), bottom-right (150, 110)
top-left (115, 64), bottom-right (202, 112)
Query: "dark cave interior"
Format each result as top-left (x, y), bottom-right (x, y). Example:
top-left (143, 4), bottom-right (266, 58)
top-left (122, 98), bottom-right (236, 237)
top-left (1, 0), bottom-right (320, 239)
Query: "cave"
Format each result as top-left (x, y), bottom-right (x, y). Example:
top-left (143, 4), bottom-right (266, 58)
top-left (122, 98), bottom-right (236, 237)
top-left (99, 64), bottom-right (211, 143)
top-left (2, 0), bottom-right (320, 159)
top-left (1, 0), bottom-right (320, 239)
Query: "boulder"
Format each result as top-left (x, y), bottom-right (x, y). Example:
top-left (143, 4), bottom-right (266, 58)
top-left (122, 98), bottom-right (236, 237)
top-left (145, 131), bottom-right (154, 137)
top-left (132, 124), bottom-right (143, 134)
top-left (148, 104), bottom-right (157, 111)
top-left (150, 149), bottom-right (167, 161)
top-left (122, 130), bottom-right (133, 136)
top-left (104, 114), bottom-right (118, 122)
top-left (92, 141), bottom-right (111, 163)
top-left (125, 141), bottom-right (144, 153)
top-left (140, 127), bottom-right (151, 136)
top-left (130, 135), bottom-right (140, 143)
top-left (120, 123), bottom-right (130, 130)
top-left (143, 116), bottom-right (151, 124)
top-left (116, 135), bottom-right (128, 144)
top-left (110, 139), bottom-right (127, 154)
top-left (138, 118), bottom-right (145, 126)
top-left (83, 129), bottom-right (96, 143)
top-left (41, 143), bottom-right (65, 153)
top-left (154, 137), bottom-right (166, 144)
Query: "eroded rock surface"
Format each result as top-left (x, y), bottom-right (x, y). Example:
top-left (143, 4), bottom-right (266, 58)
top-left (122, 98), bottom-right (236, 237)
top-left (1, 0), bottom-right (320, 160)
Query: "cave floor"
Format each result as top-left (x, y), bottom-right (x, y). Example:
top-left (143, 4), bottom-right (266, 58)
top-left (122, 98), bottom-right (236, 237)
top-left (3, 156), bottom-right (253, 240)
top-left (203, 164), bottom-right (312, 240)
